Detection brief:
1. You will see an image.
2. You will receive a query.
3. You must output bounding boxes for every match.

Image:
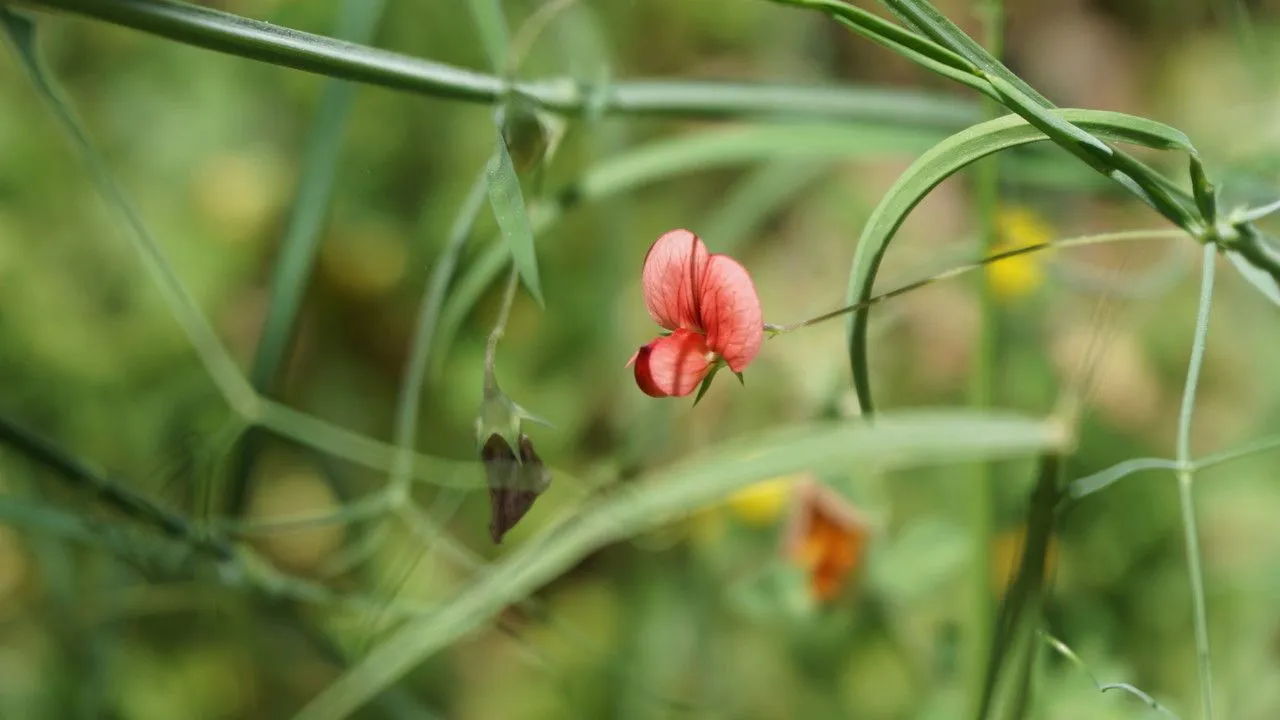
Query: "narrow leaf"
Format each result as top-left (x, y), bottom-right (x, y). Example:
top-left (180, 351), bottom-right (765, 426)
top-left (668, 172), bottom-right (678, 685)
top-left (230, 0), bottom-right (388, 516)
top-left (768, 1), bottom-right (981, 83)
top-left (845, 110), bottom-right (1196, 415)
top-left (1189, 155), bottom-right (1218, 224)
top-left (878, 0), bottom-right (1052, 107)
top-left (465, 0), bottom-right (509, 72)
top-left (290, 410), bottom-right (1066, 720)
top-left (485, 133), bottom-right (545, 307)
top-left (1226, 248), bottom-right (1280, 307)
top-left (692, 363), bottom-right (724, 407)
top-left (1232, 197), bottom-right (1280, 225)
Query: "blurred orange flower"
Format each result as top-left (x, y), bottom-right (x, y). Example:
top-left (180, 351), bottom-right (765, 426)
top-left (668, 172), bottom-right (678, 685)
top-left (782, 479), bottom-right (872, 603)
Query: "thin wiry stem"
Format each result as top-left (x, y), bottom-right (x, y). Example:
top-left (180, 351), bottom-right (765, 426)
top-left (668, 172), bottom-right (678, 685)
top-left (0, 413), bottom-right (234, 561)
top-left (1039, 631), bottom-right (1180, 718)
top-left (764, 229), bottom-right (1183, 335)
top-left (1176, 244), bottom-right (1217, 720)
top-left (1193, 434), bottom-right (1280, 472)
top-left (485, 266), bottom-right (523, 393)
top-left (388, 170), bottom-right (489, 501)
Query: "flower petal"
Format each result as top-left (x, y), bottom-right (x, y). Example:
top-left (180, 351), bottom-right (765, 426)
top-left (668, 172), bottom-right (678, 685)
top-left (699, 254), bottom-right (763, 371)
top-left (631, 329), bottom-right (713, 398)
top-left (641, 229), bottom-right (709, 331)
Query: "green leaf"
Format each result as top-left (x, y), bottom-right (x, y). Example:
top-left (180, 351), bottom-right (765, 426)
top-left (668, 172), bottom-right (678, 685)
top-left (692, 363), bottom-right (725, 407)
top-left (979, 453), bottom-right (1064, 720)
top-left (1190, 155), bottom-right (1219, 224)
top-left (485, 131), bottom-right (545, 307)
top-left (465, 0), bottom-right (509, 72)
top-left (766, 0), bottom-right (987, 96)
top-left (845, 109), bottom-right (1196, 415)
top-left (248, 0), bottom-right (388, 395)
top-left (878, 0), bottom-right (1052, 107)
top-left (1225, 228), bottom-right (1280, 306)
top-left (1226, 247), bottom-right (1280, 307)
top-left (779, 0), bottom-right (1203, 234)
top-left (288, 409), bottom-right (1066, 720)
top-left (229, 0), bottom-right (388, 516)
top-left (1232, 197), bottom-right (1280, 225)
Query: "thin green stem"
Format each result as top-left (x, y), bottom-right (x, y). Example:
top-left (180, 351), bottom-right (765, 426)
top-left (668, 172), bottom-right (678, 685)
top-left (765, 229), bottom-right (1183, 334)
top-left (0, 412), bottom-right (234, 560)
top-left (254, 400), bottom-right (480, 489)
top-left (21, 0), bottom-right (976, 127)
top-left (1193, 434), bottom-right (1280, 472)
top-left (388, 170), bottom-right (489, 502)
top-left (214, 492), bottom-right (395, 536)
top-left (485, 266), bottom-right (522, 393)
top-left (1039, 632), bottom-right (1180, 718)
top-left (1176, 244), bottom-right (1217, 720)
top-left (968, 0), bottom-right (1003, 710)
top-left (2, 12), bottom-right (258, 417)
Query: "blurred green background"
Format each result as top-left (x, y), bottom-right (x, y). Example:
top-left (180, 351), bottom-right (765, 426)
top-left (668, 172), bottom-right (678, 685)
top-left (2, 0), bottom-right (1280, 718)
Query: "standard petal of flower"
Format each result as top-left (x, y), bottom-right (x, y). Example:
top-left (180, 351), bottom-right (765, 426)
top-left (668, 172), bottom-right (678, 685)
top-left (641, 229), bottom-right (710, 331)
top-left (699, 254), bottom-right (763, 372)
top-left (631, 329), bottom-right (713, 397)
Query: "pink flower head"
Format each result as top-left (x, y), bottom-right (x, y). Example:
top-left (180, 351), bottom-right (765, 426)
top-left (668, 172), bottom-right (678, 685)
top-left (627, 229), bottom-right (763, 398)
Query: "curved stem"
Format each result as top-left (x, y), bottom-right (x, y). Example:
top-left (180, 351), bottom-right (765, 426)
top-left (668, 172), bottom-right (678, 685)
top-left (1175, 244), bottom-right (1217, 720)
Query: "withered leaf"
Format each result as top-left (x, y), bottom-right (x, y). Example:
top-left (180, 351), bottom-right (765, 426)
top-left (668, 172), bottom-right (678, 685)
top-left (482, 433), bottom-right (552, 544)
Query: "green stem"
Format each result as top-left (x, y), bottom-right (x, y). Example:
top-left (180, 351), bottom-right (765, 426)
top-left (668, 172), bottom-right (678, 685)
top-left (484, 266), bottom-right (522, 394)
top-left (0, 412), bottom-right (235, 560)
top-left (1176, 244), bottom-right (1217, 720)
top-left (21, 0), bottom-right (975, 127)
top-left (968, 0), bottom-right (1002, 713)
top-left (1193, 434), bottom-right (1280, 472)
top-left (225, 0), bottom-right (388, 517)
top-left (388, 170), bottom-right (489, 502)
top-left (764, 229), bottom-right (1183, 334)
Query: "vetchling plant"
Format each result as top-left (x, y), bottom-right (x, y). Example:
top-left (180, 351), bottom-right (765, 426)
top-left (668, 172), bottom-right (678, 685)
top-left (1, 1), bottom-right (1278, 719)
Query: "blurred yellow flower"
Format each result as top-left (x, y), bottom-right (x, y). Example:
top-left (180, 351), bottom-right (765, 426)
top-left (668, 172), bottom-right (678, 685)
top-left (727, 476), bottom-right (795, 526)
top-left (991, 524), bottom-right (1059, 600)
top-left (986, 206), bottom-right (1054, 300)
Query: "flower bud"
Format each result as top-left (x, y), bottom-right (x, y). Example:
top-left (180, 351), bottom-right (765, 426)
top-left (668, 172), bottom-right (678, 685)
top-left (481, 432), bottom-right (551, 544)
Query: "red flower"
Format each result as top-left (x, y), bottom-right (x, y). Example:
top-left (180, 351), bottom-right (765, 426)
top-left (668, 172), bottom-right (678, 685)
top-left (627, 230), bottom-right (763, 398)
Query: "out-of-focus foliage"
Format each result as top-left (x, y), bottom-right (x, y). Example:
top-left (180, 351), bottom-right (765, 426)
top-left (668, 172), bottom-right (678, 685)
top-left (2, 0), bottom-right (1280, 719)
